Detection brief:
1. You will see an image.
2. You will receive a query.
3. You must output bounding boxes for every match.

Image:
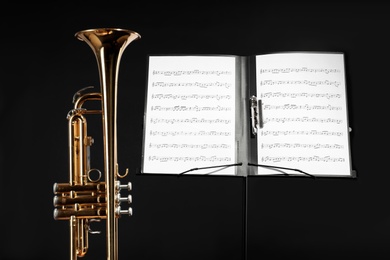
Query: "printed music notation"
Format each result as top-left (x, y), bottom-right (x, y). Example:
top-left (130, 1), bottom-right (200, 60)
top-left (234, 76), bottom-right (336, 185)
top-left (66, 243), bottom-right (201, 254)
top-left (151, 81), bottom-right (232, 88)
top-left (255, 52), bottom-right (351, 175)
top-left (149, 130), bottom-right (232, 137)
top-left (262, 104), bottom-right (342, 111)
top-left (149, 118), bottom-right (232, 124)
top-left (150, 105), bottom-right (232, 112)
top-left (143, 56), bottom-right (237, 175)
top-left (151, 93), bottom-right (232, 100)
top-left (258, 79), bottom-right (341, 87)
top-left (260, 155), bottom-right (346, 163)
top-left (142, 53), bottom-right (352, 176)
top-left (258, 67), bottom-right (341, 74)
top-left (259, 130), bottom-right (343, 137)
top-left (152, 69), bottom-right (232, 76)
top-left (148, 143), bottom-right (232, 149)
top-left (148, 155), bottom-right (232, 163)
top-left (260, 143), bottom-right (344, 149)
top-left (263, 117), bottom-right (343, 124)
top-left (260, 92), bottom-right (341, 99)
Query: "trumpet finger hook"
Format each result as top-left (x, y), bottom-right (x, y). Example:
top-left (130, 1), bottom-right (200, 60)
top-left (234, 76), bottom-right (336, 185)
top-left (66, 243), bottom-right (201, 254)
top-left (116, 164), bottom-right (129, 178)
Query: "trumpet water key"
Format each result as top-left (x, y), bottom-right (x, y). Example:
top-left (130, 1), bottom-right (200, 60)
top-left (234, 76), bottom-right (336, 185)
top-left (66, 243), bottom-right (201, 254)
top-left (53, 28), bottom-right (141, 260)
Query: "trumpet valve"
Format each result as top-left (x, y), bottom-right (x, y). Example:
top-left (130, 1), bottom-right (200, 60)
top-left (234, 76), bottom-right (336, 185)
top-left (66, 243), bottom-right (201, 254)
top-left (116, 194), bottom-right (132, 204)
top-left (116, 181), bottom-right (132, 191)
top-left (115, 206), bottom-right (133, 217)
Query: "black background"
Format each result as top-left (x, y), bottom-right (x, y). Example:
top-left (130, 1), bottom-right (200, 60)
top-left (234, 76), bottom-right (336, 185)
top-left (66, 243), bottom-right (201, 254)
top-left (1, 2), bottom-right (389, 260)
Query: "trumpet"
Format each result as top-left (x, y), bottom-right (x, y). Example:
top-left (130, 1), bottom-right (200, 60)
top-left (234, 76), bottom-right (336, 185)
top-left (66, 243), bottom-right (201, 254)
top-left (53, 28), bottom-right (141, 260)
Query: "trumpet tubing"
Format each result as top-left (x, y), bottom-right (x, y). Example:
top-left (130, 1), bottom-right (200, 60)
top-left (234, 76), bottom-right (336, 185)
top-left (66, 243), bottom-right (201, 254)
top-left (53, 28), bottom-right (140, 260)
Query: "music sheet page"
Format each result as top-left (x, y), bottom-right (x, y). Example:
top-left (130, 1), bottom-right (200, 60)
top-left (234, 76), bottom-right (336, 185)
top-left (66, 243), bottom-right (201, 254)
top-left (142, 56), bottom-right (237, 175)
top-left (255, 52), bottom-right (351, 176)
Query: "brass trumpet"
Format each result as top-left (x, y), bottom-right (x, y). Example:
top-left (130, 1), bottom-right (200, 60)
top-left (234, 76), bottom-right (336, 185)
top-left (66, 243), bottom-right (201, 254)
top-left (53, 28), bottom-right (141, 260)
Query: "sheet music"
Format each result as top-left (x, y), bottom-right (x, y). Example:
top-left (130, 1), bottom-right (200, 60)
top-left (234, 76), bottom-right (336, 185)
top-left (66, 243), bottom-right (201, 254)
top-left (255, 52), bottom-right (351, 176)
top-left (142, 56), bottom-right (237, 174)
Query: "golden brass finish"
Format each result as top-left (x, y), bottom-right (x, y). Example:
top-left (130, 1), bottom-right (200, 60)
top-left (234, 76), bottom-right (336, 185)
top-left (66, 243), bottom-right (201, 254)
top-left (53, 28), bottom-right (140, 260)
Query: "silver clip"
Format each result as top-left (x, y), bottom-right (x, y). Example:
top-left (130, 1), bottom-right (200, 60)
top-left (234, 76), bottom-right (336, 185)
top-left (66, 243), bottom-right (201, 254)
top-left (250, 95), bottom-right (260, 135)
